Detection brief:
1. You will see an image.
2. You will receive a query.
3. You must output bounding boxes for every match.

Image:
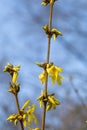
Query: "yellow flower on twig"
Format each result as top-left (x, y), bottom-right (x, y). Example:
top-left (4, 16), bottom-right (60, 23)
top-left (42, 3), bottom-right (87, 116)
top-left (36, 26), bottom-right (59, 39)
top-left (38, 62), bottom-right (63, 86)
top-left (43, 24), bottom-right (62, 40)
top-left (37, 91), bottom-right (60, 111)
top-left (7, 100), bottom-right (38, 128)
top-left (3, 63), bottom-right (20, 84)
top-left (41, 0), bottom-right (56, 6)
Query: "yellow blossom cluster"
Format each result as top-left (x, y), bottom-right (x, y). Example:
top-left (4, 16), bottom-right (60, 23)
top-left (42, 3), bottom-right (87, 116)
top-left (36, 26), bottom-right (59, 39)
top-left (39, 63), bottom-right (63, 86)
top-left (3, 63), bottom-right (21, 94)
top-left (37, 91), bottom-right (60, 111)
top-left (3, 63), bottom-right (20, 84)
top-left (41, 0), bottom-right (56, 6)
top-left (43, 24), bottom-right (62, 40)
top-left (7, 100), bottom-right (38, 128)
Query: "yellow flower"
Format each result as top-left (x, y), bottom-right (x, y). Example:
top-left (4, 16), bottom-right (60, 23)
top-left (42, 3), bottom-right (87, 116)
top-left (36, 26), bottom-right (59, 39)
top-left (39, 71), bottom-right (46, 84)
top-left (37, 90), bottom-right (60, 111)
top-left (46, 95), bottom-right (60, 111)
top-left (39, 63), bottom-right (63, 85)
top-left (7, 100), bottom-right (38, 128)
top-left (12, 72), bottom-right (18, 84)
top-left (3, 63), bottom-right (20, 84)
top-left (41, 0), bottom-right (56, 6)
top-left (47, 65), bottom-right (63, 85)
top-left (41, 0), bottom-right (50, 6)
top-left (51, 28), bottom-right (62, 40)
top-left (21, 100), bottom-right (30, 110)
top-left (3, 63), bottom-right (20, 74)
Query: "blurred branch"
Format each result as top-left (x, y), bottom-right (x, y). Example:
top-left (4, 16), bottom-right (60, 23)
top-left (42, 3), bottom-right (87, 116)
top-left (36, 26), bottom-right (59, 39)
top-left (69, 76), bottom-right (87, 111)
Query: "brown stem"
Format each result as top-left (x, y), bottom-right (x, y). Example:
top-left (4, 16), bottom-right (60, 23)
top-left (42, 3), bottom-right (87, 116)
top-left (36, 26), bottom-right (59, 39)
top-left (15, 94), bottom-right (24, 130)
top-left (41, 4), bottom-right (53, 130)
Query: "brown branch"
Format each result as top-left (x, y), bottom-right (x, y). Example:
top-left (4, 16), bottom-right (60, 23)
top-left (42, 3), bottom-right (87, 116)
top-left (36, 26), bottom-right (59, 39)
top-left (15, 94), bottom-right (24, 130)
top-left (41, 3), bottom-right (53, 130)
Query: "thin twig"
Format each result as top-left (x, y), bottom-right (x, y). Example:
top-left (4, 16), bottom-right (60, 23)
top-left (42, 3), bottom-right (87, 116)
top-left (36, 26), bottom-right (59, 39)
top-left (15, 94), bottom-right (24, 130)
top-left (41, 4), bottom-right (53, 130)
